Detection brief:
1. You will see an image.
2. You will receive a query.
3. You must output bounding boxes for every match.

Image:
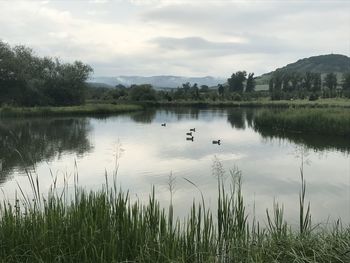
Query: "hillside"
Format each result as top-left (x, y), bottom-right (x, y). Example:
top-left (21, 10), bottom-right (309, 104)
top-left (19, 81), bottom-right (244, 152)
top-left (256, 54), bottom-right (350, 89)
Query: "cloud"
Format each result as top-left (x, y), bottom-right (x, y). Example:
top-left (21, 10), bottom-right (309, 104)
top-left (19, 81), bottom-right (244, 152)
top-left (151, 35), bottom-right (303, 55)
top-left (0, 0), bottom-right (349, 76)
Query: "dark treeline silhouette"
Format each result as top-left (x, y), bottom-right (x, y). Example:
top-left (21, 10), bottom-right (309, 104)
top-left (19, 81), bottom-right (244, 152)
top-left (88, 76), bottom-right (262, 103)
top-left (0, 40), bottom-right (92, 106)
top-left (89, 70), bottom-right (350, 103)
top-left (1, 40), bottom-right (349, 105)
top-left (269, 71), bottom-right (350, 100)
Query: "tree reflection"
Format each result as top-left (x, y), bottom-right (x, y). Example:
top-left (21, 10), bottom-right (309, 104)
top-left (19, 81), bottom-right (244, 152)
top-left (254, 125), bottom-right (350, 153)
top-left (0, 118), bottom-right (92, 184)
top-left (129, 109), bottom-right (157, 123)
top-left (226, 109), bottom-right (246, 129)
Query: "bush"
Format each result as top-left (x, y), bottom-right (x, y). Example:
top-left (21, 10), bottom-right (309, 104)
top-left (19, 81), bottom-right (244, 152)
top-left (309, 93), bottom-right (319, 101)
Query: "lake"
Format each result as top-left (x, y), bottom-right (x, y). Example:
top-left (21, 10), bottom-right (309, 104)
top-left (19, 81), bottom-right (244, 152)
top-left (0, 108), bottom-right (349, 224)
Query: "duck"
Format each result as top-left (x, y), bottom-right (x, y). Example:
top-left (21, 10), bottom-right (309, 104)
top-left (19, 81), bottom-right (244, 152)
top-left (186, 132), bottom-right (192, 136)
top-left (212, 140), bottom-right (221, 145)
top-left (190, 128), bottom-right (196, 132)
top-left (186, 137), bottom-right (194, 141)
top-left (161, 123), bottom-right (166, 127)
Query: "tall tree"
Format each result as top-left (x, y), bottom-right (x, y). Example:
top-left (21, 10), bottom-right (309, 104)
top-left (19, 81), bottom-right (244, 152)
top-left (311, 73), bottom-right (322, 92)
top-left (228, 71), bottom-right (247, 93)
top-left (200, 85), bottom-right (209, 93)
top-left (342, 72), bottom-right (350, 91)
top-left (0, 40), bottom-right (93, 106)
top-left (324, 72), bottom-right (338, 97)
top-left (342, 72), bottom-right (350, 97)
top-left (245, 73), bottom-right (255, 92)
top-left (218, 84), bottom-right (225, 97)
top-left (303, 72), bottom-right (313, 91)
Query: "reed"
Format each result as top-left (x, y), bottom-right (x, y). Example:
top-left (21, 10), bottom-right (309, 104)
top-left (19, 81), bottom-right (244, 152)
top-left (0, 104), bottom-right (142, 117)
top-left (254, 108), bottom-right (350, 136)
top-left (0, 167), bottom-right (349, 262)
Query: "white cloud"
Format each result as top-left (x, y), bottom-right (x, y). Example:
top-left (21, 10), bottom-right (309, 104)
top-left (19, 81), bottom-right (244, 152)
top-left (0, 0), bottom-right (349, 76)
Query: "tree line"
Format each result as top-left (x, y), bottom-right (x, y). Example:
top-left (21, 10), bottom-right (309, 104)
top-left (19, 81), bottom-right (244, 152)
top-left (90, 69), bottom-right (350, 103)
top-left (269, 71), bottom-right (350, 100)
top-left (1, 40), bottom-right (350, 106)
top-left (0, 40), bottom-right (92, 106)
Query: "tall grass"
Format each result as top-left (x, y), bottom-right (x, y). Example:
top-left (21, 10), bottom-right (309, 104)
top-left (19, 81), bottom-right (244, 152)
top-left (154, 98), bottom-right (350, 109)
top-left (0, 104), bottom-right (142, 117)
top-left (0, 167), bottom-right (349, 262)
top-left (254, 108), bottom-right (350, 136)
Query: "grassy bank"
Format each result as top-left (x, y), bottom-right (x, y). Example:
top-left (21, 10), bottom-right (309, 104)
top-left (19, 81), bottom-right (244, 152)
top-left (254, 108), bottom-right (350, 136)
top-left (0, 171), bottom-right (349, 262)
top-left (149, 98), bottom-right (350, 108)
top-left (1, 98), bottom-right (350, 118)
top-left (0, 104), bottom-right (142, 117)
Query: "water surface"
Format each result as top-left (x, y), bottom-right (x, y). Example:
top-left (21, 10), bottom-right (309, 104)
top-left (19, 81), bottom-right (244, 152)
top-left (0, 108), bottom-right (349, 223)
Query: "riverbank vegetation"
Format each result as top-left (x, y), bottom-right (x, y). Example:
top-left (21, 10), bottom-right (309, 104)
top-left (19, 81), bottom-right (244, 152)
top-left (0, 40), bottom-right (92, 107)
top-left (0, 169), bottom-right (349, 262)
top-left (1, 41), bottom-right (350, 109)
top-left (87, 70), bottom-right (350, 104)
top-left (254, 108), bottom-right (350, 136)
top-left (0, 104), bottom-right (142, 117)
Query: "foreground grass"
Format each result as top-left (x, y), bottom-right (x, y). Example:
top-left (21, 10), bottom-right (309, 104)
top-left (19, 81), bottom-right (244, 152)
top-left (0, 104), bottom-right (142, 117)
top-left (0, 171), bottom-right (349, 262)
top-left (254, 108), bottom-right (350, 136)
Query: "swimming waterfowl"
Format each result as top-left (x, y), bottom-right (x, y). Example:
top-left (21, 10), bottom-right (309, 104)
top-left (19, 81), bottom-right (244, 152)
top-left (186, 132), bottom-right (192, 136)
top-left (190, 128), bottom-right (195, 132)
top-left (186, 137), bottom-right (194, 141)
top-left (212, 140), bottom-right (221, 145)
top-left (161, 123), bottom-right (166, 127)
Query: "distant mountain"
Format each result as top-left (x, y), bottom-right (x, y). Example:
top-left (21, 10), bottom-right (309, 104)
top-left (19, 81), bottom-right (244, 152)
top-left (256, 54), bottom-right (350, 88)
top-left (88, 75), bottom-right (226, 89)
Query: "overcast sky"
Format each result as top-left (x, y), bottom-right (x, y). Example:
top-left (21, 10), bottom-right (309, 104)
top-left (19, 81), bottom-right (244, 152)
top-left (0, 0), bottom-right (349, 77)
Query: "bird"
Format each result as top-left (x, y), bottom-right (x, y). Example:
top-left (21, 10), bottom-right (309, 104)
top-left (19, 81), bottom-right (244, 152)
top-left (190, 128), bottom-right (196, 132)
top-left (161, 123), bottom-right (166, 127)
top-left (186, 132), bottom-right (192, 136)
top-left (186, 137), bottom-right (194, 141)
top-left (212, 140), bottom-right (221, 145)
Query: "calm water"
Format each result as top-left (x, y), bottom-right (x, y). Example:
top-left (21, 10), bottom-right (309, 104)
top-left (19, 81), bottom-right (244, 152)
top-left (0, 108), bottom-right (349, 223)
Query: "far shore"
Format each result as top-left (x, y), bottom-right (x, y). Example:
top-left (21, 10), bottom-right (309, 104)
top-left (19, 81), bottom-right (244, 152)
top-left (0, 98), bottom-right (350, 118)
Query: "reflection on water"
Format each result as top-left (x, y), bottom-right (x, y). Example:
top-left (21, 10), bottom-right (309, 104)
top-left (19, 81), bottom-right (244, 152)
top-left (0, 108), bottom-right (349, 223)
top-left (255, 126), bottom-right (350, 153)
top-left (0, 118), bottom-right (92, 183)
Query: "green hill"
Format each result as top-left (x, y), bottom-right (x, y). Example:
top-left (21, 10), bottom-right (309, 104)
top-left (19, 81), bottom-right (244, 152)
top-left (256, 54), bottom-right (350, 90)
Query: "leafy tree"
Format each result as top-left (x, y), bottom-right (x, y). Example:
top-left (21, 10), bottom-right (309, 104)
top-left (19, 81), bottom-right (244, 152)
top-left (269, 72), bottom-right (283, 100)
top-left (282, 73), bottom-right (291, 92)
top-left (290, 72), bottom-right (302, 92)
top-left (0, 40), bottom-right (93, 106)
top-left (245, 73), bottom-right (255, 92)
top-left (342, 72), bottom-right (350, 98)
top-left (218, 84), bottom-right (225, 97)
top-left (200, 85), bottom-right (209, 93)
top-left (129, 84), bottom-right (156, 101)
top-left (342, 72), bottom-right (350, 91)
top-left (182, 82), bottom-right (191, 92)
top-left (190, 83), bottom-right (199, 99)
top-left (311, 73), bottom-right (322, 92)
top-left (228, 71), bottom-right (247, 93)
top-left (324, 73), bottom-right (337, 90)
top-left (44, 61), bottom-right (93, 105)
top-left (303, 72), bottom-right (313, 92)
top-left (323, 72), bottom-right (337, 97)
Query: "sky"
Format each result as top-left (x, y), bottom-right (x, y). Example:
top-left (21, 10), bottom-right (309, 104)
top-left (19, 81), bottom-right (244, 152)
top-left (0, 0), bottom-right (349, 77)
